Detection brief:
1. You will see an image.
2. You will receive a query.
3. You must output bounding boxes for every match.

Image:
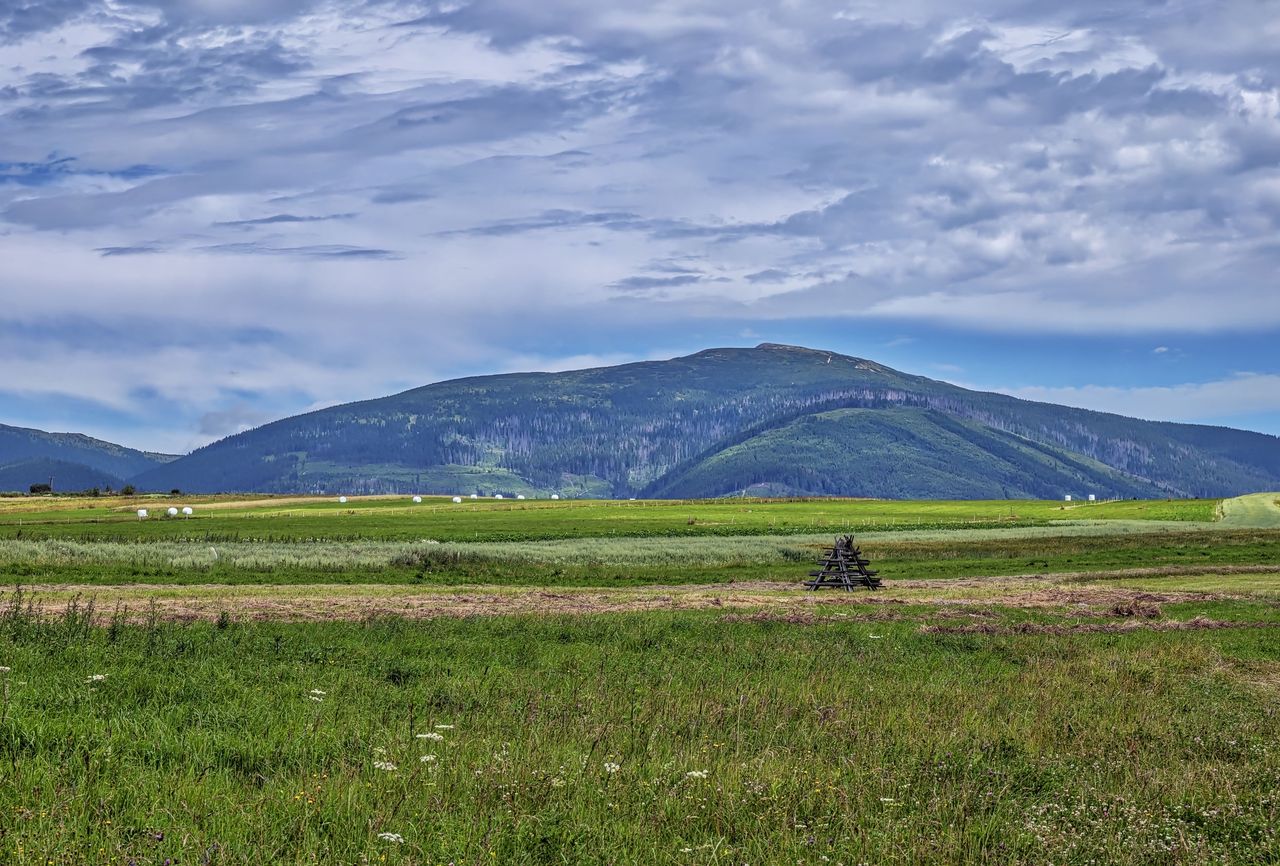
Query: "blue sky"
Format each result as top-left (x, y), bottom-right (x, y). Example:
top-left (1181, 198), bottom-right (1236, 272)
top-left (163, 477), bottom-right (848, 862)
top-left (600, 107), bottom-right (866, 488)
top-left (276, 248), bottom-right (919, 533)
top-left (1, 0), bottom-right (1278, 454)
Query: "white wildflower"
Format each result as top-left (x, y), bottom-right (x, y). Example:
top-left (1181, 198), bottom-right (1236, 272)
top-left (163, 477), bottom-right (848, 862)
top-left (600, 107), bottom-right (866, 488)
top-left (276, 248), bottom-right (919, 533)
top-left (376, 832), bottom-right (404, 844)
top-left (433, 724), bottom-right (454, 729)
top-left (550, 777), bottom-right (566, 788)
top-left (879, 797), bottom-right (897, 804)
top-left (603, 762), bottom-right (621, 774)
top-left (416, 732), bottom-right (445, 741)
top-left (308, 695), bottom-right (323, 702)
top-left (419, 754), bottom-right (438, 764)
top-left (685, 770), bottom-right (708, 780)
top-left (373, 760), bottom-right (398, 772)
top-left (0, 666), bottom-right (10, 672)
top-left (868, 635), bottom-right (883, 639)
top-left (309, 689), bottom-right (326, 696)
top-left (373, 747), bottom-right (387, 754)
top-left (86, 674), bottom-right (107, 683)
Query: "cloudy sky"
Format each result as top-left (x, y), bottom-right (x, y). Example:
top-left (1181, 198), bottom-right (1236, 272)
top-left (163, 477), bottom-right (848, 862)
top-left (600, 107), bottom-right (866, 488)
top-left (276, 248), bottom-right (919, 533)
top-left (3, 0), bottom-right (1279, 453)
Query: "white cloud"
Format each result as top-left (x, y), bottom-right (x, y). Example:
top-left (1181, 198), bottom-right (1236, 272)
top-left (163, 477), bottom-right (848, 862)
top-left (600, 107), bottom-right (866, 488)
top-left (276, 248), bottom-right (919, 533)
top-left (1, 0), bottom-right (1278, 447)
top-left (996, 374), bottom-right (1280, 425)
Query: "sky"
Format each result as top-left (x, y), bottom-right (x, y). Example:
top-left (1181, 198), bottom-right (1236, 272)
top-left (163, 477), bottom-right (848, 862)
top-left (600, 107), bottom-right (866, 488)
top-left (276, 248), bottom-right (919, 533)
top-left (2, 0), bottom-right (1279, 454)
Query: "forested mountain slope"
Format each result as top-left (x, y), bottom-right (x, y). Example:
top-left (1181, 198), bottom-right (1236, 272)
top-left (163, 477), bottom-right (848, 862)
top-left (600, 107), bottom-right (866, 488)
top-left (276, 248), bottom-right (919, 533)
top-left (0, 423), bottom-right (173, 482)
top-left (0, 458), bottom-right (125, 493)
top-left (130, 344), bottom-right (1280, 499)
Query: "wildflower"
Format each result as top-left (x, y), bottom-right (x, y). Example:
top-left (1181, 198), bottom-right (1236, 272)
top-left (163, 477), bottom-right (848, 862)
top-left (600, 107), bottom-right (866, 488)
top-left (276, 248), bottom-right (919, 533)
top-left (416, 732), bottom-right (445, 741)
top-left (308, 695), bottom-right (323, 703)
top-left (0, 666), bottom-right (10, 673)
top-left (309, 689), bottom-right (326, 696)
top-left (685, 770), bottom-right (708, 780)
top-left (879, 797), bottom-right (897, 804)
top-left (433, 724), bottom-right (454, 729)
top-left (373, 760), bottom-right (398, 772)
top-left (868, 635), bottom-right (883, 640)
top-left (603, 762), bottom-right (621, 774)
top-left (419, 754), bottom-right (437, 764)
top-left (86, 674), bottom-right (107, 683)
top-left (550, 777), bottom-right (566, 788)
top-left (376, 832), bottom-right (404, 844)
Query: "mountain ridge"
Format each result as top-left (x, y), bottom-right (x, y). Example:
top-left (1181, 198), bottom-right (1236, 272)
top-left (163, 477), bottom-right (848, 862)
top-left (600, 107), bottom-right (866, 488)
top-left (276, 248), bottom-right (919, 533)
top-left (0, 422), bottom-right (176, 484)
top-left (122, 344), bottom-right (1280, 499)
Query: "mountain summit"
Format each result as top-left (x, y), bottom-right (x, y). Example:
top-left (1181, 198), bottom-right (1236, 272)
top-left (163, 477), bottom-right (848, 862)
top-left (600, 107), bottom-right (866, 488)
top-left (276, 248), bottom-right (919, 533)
top-left (130, 345), bottom-right (1280, 499)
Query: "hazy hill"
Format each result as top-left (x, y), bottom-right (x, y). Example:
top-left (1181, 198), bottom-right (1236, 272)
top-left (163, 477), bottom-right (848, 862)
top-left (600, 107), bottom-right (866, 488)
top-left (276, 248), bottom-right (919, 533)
top-left (0, 458), bottom-right (125, 493)
top-left (0, 423), bottom-right (174, 482)
top-left (128, 344), bottom-right (1280, 499)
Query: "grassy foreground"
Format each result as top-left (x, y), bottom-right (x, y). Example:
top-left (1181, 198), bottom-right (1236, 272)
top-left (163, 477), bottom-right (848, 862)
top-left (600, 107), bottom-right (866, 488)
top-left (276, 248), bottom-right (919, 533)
top-left (1, 606), bottom-right (1278, 865)
top-left (0, 493), bottom-right (1276, 864)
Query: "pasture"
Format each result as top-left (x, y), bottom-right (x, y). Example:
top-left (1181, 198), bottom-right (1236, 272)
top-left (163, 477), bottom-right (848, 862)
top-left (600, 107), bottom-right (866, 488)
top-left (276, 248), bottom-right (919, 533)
top-left (0, 493), bottom-right (1277, 864)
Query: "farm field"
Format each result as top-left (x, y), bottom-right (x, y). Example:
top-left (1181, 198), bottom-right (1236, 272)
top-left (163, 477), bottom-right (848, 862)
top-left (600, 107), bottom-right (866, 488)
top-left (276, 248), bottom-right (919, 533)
top-left (0, 493), bottom-right (1278, 864)
top-left (0, 493), bottom-right (1221, 542)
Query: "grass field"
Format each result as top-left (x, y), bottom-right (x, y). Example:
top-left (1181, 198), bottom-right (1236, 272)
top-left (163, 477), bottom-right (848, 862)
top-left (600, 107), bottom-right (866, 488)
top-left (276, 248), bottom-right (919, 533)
top-left (0, 494), bottom-right (1221, 542)
top-left (0, 492), bottom-right (1277, 864)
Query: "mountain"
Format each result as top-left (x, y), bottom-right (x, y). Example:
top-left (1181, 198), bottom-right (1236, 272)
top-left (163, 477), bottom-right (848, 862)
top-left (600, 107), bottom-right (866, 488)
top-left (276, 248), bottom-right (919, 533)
top-left (0, 458), bottom-right (125, 493)
top-left (0, 423), bottom-right (175, 482)
top-left (645, 408), bottom-right (1169, 500)
top-left (131, 344), bottom-right (1280, 499)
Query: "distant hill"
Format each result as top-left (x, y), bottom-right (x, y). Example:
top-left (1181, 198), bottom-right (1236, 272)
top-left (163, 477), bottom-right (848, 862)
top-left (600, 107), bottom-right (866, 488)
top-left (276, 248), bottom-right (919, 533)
top-left (0, 423), bottom-right (174, 481)
top-left (0, 458), bottom-right (124, 493)
top-left (129, 344), bottom-right (1280, 499)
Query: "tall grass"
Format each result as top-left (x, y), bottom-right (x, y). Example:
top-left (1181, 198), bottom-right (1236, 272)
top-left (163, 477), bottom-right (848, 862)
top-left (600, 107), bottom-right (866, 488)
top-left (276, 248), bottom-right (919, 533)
top-left (0, 608), bottom-right (1276, 864)
top-left (2, 528), bottom-right (1277, 588)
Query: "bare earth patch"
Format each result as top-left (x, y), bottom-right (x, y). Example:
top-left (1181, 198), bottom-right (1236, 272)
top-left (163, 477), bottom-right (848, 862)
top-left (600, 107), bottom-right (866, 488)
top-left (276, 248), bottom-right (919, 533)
top-left (7, 568), bottom-right (1273, 624)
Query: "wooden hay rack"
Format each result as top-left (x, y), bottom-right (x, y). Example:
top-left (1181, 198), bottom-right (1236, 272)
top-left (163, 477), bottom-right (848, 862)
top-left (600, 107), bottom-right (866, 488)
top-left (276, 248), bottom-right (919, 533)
top-left (805, 534), bottom-right (881, 591)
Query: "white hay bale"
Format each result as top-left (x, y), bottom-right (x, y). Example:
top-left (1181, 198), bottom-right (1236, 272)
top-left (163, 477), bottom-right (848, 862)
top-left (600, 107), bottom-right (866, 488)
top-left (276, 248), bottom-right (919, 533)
top-left (452, 496), bottom-right (462, 503)
top-left (550, 494), bottom-right (559, 500)
top-left (516, 494), bottom-right (526, 500)
top-left (136, 508), bottom-right (148, 519)
top-left (182, 506), bottom-right (193, 516)
top-left (470, 493), bottom-right (478, 499)
top-left (167, 506), bottom-right (179, 517)
top-left (412, 495), bottom-right (422, 503)
top-left (494, 493), bottom-right (503, 500)
top-left (339, 496), bottom-right (348, 504)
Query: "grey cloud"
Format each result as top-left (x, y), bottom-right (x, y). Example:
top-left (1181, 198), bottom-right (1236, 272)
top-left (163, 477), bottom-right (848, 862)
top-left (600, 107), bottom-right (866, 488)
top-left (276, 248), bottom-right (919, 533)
top-left (198, 242), bottom-right (402, 260)
top-left (0, 0), bottom-right (93, 41)
top-left (611, 274), bottom-right (705, 292)
top-left (745, 269), bottom-right (790, 284)
top-left (214, 212), bottom-right (356, 227)
top-left (197, 404), bottom-right (272, 438)
top-left (96, 245), bottom-right (162, 256)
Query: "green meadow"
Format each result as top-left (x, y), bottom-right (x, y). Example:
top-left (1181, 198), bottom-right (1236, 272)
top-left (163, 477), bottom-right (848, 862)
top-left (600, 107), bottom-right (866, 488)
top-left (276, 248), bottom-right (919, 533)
top-left (0, 492), bottom-right (1277, 864)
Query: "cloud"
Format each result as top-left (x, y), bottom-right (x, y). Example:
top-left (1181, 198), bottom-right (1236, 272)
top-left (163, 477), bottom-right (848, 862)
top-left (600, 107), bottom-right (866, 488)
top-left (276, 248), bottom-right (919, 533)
top-left (198, 242), bottom-right (401, 259)
top-left (0, 0), bottom-right (1277, 448)
top-left (997, 374), bottom-right (1280, 426)
top-left (96, 245), bottom-right (161, 256)
top-left (214, 212), bottom-right (356, 227)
